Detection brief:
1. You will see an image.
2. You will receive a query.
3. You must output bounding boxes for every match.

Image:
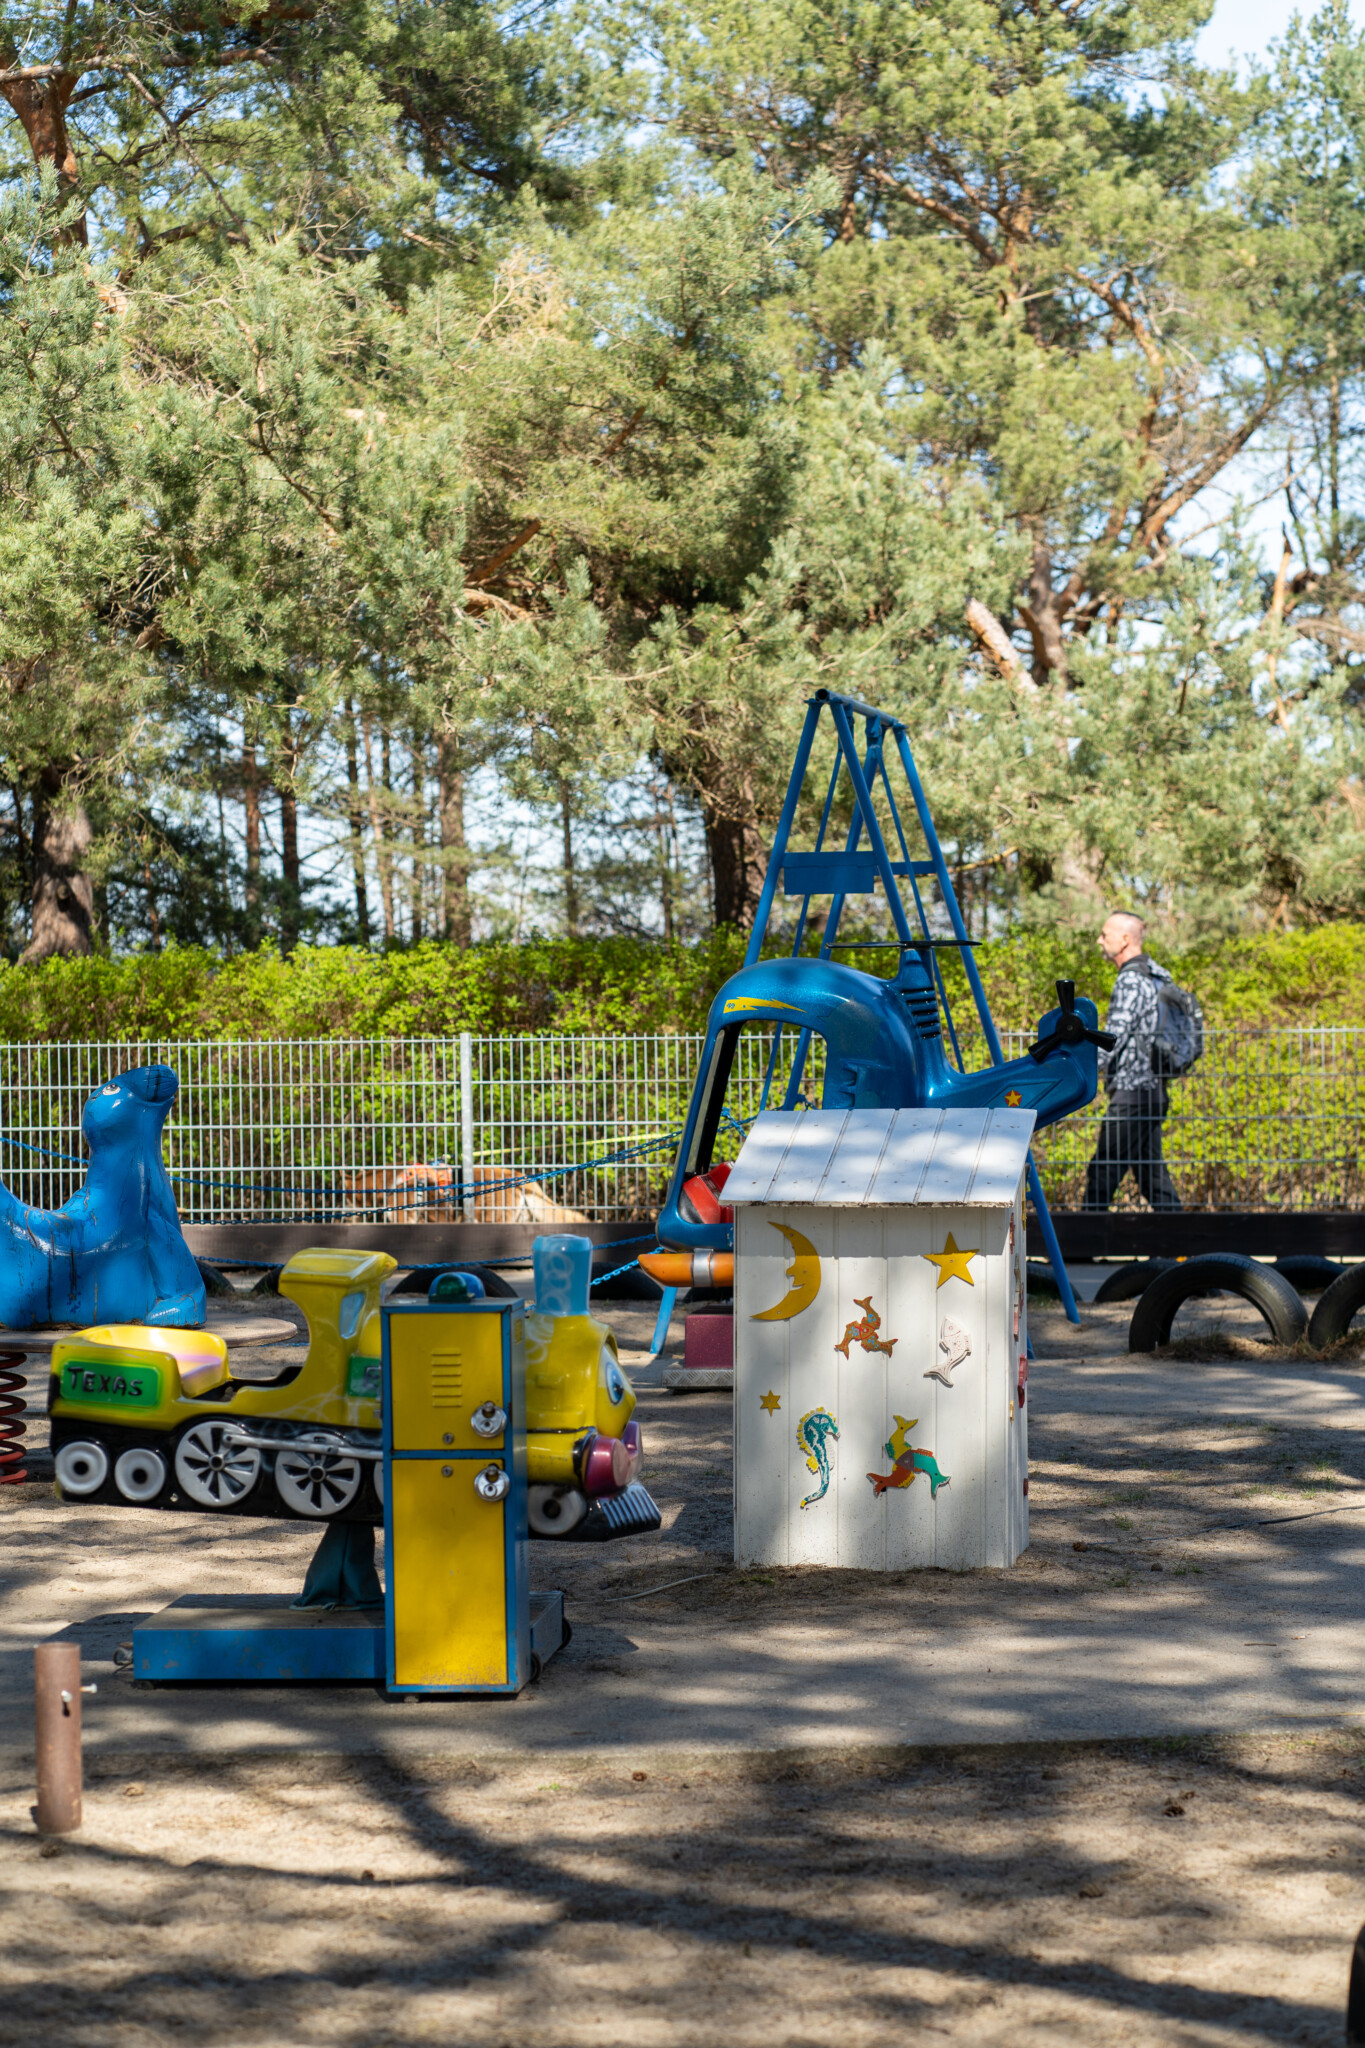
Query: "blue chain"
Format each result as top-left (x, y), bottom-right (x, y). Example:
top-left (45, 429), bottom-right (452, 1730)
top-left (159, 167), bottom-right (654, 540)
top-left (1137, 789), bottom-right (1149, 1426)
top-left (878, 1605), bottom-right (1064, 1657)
top-left (0, 1106), bottom-right (758, 1221)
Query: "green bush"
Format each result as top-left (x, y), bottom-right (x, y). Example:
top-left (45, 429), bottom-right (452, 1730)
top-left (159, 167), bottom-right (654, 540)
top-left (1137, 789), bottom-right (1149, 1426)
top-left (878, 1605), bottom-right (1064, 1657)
top-left (0, 925), bottom-right (1363, 1042)
top-left (0, 935), bottom-right (750, 1041)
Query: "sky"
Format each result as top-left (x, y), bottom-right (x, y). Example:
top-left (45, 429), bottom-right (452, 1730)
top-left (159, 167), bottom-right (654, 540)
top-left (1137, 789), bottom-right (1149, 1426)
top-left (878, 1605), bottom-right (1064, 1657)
top-left (1197, 0), bottom-right (1358, 66)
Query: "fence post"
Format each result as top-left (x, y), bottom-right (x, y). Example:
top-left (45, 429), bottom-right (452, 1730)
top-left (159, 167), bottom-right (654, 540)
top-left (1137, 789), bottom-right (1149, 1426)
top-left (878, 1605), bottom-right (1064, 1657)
top-left (459, 1032), bottom-right (475, 1221)
top-left (34, 1641), bottom-right (84, 1834)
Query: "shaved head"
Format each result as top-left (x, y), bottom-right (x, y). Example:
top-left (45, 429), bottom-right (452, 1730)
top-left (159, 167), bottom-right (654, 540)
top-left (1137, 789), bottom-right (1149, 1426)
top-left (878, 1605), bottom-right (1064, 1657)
top-left (1098, 910), bottom-right (1146, 965)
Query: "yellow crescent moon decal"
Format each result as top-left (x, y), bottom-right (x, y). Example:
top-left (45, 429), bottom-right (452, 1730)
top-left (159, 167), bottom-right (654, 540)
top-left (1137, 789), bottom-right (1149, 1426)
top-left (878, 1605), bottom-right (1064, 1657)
top-left (752, 1222), bottom-right (821, 1321)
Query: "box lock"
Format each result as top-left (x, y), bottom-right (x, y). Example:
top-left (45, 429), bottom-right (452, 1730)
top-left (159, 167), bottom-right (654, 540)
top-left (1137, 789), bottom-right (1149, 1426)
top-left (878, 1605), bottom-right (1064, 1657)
top-left (474, 1464), bottom-right (510, 1502)
top-left (470, 1402), bottom-right (507, 1439)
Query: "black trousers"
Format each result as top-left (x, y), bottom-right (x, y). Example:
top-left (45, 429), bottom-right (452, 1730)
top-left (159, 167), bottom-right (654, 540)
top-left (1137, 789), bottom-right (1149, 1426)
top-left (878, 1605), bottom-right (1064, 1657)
top-left (1083, 1084), bottom-right (1181, 1212)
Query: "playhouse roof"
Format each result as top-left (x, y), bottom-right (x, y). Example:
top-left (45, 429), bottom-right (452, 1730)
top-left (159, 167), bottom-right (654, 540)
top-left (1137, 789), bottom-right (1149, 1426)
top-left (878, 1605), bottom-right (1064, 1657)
top-left (724, 1107), bottom-right (1036, 1210)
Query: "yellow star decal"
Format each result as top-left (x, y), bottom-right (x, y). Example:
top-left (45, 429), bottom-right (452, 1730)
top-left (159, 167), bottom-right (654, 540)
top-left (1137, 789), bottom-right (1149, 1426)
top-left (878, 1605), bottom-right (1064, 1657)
top-left (759, 1390), bottom-right (782, 1416)
top-left (1005, 1088), bottom-right (1022, 1107)
top-left (924, 1231), bottom-right (979, 1289)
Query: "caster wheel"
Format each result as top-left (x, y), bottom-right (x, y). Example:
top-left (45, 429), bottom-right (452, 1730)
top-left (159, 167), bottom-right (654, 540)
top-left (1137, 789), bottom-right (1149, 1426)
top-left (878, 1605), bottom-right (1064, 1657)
top-left (560, 1617), bottom-right (573, 1647)
top-left (529, 1652), bottom-right (543, 1684)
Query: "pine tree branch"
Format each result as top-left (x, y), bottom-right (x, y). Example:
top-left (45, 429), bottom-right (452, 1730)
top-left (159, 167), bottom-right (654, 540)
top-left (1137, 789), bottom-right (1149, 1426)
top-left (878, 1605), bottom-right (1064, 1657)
top-left (1133, 390), bottom-right (1283, 555)
top-left (965, 599), bottom-right (1038, 691)
top-left (466, 519), bottom-right (542, 586)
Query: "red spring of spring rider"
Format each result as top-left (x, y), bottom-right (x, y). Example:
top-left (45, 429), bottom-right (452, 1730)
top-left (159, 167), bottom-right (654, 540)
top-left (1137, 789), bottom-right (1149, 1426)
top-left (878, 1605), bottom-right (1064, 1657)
top-left (0, 1348), bottom-right (27, 1484)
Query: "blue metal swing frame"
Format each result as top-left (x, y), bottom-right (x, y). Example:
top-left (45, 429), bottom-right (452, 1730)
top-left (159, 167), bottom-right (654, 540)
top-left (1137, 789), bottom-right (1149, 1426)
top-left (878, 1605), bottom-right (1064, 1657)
top-left (651, 688), bottom-right (1082, 1338)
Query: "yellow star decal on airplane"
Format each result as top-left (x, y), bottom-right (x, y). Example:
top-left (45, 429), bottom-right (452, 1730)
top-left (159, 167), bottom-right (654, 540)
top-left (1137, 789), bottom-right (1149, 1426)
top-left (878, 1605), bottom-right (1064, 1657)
top-left (760, 1389), bottom-right (782, 1416)
top-left (1005, 1088), bottom-right (1022, 1107)
top-left (924, 1231), bottom-right (979, 1289)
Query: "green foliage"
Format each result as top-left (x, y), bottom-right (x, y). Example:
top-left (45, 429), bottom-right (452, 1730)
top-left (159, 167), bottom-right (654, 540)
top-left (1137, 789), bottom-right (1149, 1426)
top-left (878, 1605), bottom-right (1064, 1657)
top-left (0, 934), bottom-right (749, 1040)
top-left (4, 927), bottom-right (1365, 1043)
top-left (2, 0), bottom-right (1365, 959)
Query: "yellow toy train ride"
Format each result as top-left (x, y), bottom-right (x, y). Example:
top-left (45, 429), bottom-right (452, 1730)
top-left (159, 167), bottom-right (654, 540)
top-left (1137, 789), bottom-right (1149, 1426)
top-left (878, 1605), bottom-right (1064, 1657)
top-left (48, 1238), bottom-right (658, 1541)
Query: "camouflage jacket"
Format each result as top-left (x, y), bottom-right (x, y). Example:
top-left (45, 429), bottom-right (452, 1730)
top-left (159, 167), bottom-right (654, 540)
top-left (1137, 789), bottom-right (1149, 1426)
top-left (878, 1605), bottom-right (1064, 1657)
top-left (1102, 955), bottom-right (1174, 1091)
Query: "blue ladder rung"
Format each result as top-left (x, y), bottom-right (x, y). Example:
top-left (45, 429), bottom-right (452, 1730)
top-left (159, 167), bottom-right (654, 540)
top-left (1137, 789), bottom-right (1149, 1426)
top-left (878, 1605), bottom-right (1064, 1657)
top-left (782, 851), bottom-right (876, 894)
top-left (782, 853), bottom-right (938, 895)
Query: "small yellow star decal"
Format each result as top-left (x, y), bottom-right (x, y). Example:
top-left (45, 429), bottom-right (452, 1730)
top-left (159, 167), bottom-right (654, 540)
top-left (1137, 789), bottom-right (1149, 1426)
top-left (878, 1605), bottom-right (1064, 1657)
top-left (924, 1231), bottom-right (980, 1289)
top-left (759, 1389), bottom-right (782, 1416)
top-left (1005, 1088), bottom-right (1022, 1107)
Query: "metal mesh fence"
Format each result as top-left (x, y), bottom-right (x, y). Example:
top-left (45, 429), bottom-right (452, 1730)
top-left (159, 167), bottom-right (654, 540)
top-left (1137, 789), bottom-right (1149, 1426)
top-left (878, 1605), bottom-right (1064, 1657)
top-left (0, 1028), bottom-right (1358, 1223)
top-left (1009, 1028), bottom-right (1365, 1214)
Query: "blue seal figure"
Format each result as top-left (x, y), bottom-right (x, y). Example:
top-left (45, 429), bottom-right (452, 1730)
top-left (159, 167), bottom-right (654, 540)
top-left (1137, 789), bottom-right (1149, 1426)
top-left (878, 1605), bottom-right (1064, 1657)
top-left (0, 1065), bottom-right (205, 1329)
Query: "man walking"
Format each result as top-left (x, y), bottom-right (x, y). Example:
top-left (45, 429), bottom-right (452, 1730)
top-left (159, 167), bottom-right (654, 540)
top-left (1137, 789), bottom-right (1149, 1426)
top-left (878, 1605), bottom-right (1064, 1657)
top-left (1083, 911), bottom-right (1182, 1212)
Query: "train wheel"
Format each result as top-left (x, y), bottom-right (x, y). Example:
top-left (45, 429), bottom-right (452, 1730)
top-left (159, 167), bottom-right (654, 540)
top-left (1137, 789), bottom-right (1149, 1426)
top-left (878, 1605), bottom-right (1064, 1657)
top-left (274, 1445), bottom-right (362, 1518)
top-left (55, 1440), bottom-right (109, 1497)
top-left (528, 1484), bottom-right (588, 1537)
top-left (174, 1420), bottom-right (261, 1508)
top-left (114, 1446), bottom-right (168, 1504)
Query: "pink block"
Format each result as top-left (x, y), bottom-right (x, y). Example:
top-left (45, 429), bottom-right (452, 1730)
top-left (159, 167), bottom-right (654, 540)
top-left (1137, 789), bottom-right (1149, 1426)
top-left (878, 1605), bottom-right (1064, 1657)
top-left (684, 1312), bottom-right (733, 1371)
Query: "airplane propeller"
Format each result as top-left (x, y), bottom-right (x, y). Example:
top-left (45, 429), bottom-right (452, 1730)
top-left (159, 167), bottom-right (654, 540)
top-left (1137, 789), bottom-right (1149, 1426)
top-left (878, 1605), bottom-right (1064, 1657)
top-left (1026, 980), bottom-right (1117, 1065)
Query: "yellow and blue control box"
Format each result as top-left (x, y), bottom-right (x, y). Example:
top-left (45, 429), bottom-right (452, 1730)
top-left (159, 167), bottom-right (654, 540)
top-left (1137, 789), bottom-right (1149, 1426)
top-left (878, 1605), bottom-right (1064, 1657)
top-left (382, 1296), bottom-right (531, 1695)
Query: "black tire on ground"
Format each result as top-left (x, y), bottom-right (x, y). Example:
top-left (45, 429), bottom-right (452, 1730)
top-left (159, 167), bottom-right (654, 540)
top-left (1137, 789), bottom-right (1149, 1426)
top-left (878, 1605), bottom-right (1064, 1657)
top-left (1273, 1256), bottom-right (1343, 1297)
top-left (1092, 1259), bottom-right (1179, 1305)
top-left (249, 1265), bottom-right (283, 1297)
top-left (388, 1261), bottom-right (520, 1300)
top-left (560, 1616), bottom-right (572, 1648)
top-left (1308, 1264), bottom-right (1365, 1348)
top-left (1025, 1261), bottom-right (1061, 1298)
top-left (194, 1259), bottom-right (235, 1298)
top-left (1128, 1254), bottom-right (1308, 1353)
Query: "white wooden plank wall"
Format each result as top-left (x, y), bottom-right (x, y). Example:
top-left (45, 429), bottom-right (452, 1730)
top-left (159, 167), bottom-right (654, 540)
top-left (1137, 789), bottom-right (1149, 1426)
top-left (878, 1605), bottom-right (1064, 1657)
top-left (734, 1198), bottom-right (1027, 1571)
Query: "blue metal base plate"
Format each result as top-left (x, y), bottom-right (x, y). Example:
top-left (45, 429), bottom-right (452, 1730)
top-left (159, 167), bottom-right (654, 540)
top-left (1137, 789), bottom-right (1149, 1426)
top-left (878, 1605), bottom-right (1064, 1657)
top-left (133, 1589), bottom-right (567, 1686)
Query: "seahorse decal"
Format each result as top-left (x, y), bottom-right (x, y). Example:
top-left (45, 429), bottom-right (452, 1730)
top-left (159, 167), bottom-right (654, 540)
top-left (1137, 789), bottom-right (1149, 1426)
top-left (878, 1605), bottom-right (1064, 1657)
top-left (796, 1407), bottom-right (839, 1509)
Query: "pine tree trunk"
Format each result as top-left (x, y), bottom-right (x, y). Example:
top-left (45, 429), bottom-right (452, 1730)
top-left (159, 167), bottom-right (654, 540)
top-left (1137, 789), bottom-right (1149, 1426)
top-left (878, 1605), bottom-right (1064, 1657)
top-left (560, 779), bottom-right (578, 937)
top-left (20, 769), bottom-right (94, 962)
top-left (279, 783), bottom-right (300, 954)
top-left (144, 860), bottom-right (162, 952)
top-left (243, 741), bottom-right (261, 941)
top-left (702, 796), bottom-right (768, 929)
top-left (437, 736), bottom-right (471, 947)
top-left (344, 702), bottom-right (371, 944)
top-left (656, 777), bottom-right (678, 942)
top-left (0, 69), bottom-right (87, 245)
top-left (362, 714), bottom-right (396, 943)
top-left (409, 742), bottom-right (425, 944)
top-left (274, 709), bottom-right (303, 954)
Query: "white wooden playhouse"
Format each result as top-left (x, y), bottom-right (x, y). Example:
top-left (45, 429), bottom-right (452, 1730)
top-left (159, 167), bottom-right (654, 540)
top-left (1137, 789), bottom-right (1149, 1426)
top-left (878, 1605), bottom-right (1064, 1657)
top-left (727, 1107), bottom-right (1033, 1571)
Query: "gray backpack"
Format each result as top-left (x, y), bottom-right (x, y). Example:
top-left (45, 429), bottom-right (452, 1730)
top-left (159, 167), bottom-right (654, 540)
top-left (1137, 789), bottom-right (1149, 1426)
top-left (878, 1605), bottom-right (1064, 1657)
top-left (1146, 965), bottom-right (1204, 1078)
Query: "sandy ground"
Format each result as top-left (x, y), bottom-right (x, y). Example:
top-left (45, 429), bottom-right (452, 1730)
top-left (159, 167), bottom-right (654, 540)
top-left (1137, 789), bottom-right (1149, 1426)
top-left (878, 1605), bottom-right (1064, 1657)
top-left (5, 1283), bottom-right (1365, 2042)
top-left (4, 1735), bottom-right (1364, 2046)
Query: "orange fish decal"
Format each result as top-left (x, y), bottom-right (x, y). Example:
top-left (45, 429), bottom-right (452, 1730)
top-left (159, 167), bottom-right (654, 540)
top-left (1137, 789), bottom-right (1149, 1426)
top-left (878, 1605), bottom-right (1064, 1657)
top-left (834, 1296), bottom-right (897, 1360)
